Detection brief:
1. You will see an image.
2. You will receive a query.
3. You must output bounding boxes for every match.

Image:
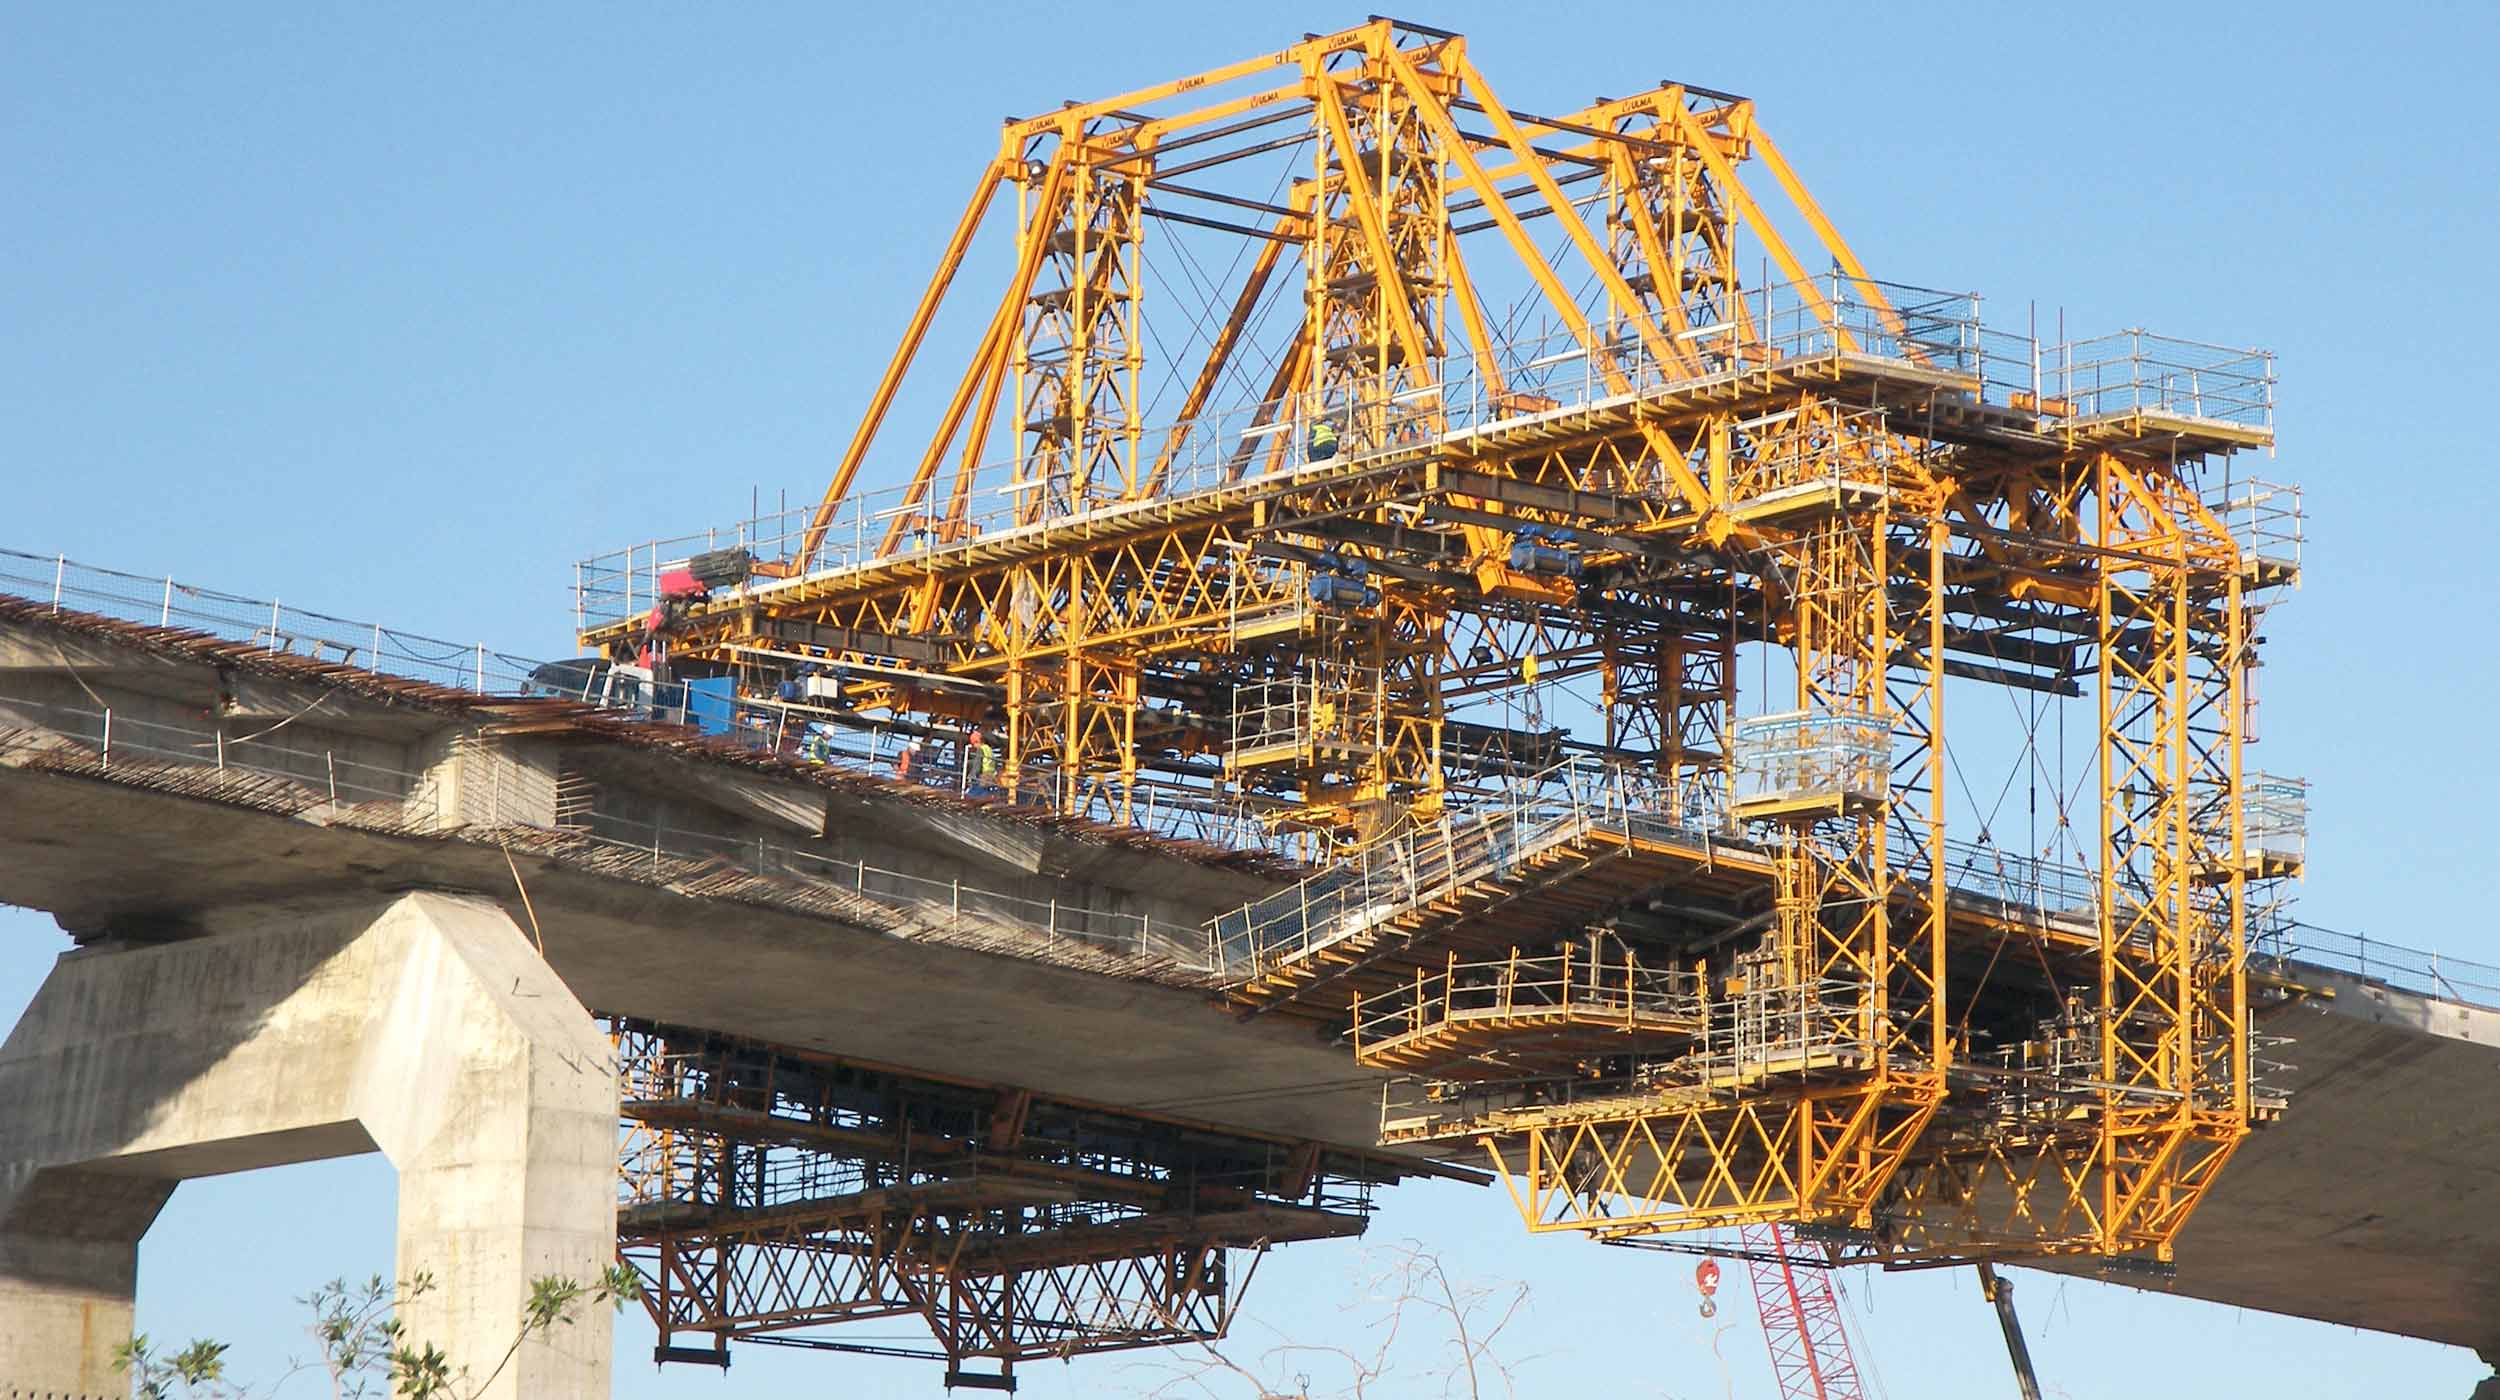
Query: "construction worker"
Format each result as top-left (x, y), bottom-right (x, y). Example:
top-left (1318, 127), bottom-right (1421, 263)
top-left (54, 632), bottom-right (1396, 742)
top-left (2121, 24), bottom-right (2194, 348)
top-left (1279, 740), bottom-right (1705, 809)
top-left (896, 736), bottom-right (923, 781)
top-left (965, 729), bottom-right (997, 795)
top-left (1307, 415), bottom-right (1339, 463)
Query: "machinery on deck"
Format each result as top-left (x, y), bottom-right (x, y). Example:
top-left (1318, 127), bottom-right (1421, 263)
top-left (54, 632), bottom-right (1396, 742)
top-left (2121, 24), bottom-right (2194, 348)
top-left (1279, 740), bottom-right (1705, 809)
top-left (578, 17), bottom-right (2305, 1383)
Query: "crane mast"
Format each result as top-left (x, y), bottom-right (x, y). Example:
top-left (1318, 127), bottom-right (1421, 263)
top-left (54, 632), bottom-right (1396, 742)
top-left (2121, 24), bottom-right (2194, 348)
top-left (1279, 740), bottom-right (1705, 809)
top-left (1739, 1224), bottom-right (1867, 1400)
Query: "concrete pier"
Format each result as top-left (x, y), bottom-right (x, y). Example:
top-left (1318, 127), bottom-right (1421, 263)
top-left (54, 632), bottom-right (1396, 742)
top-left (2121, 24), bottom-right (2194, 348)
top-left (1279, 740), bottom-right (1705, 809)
top-left (0, 892), bottom-right (616, 1399)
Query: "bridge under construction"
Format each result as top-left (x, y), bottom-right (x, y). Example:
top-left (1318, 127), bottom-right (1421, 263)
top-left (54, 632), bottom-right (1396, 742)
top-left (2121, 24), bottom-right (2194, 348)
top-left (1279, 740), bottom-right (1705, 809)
top-left (2, 19), bottom-right (2488, 1400)
top-left (0, 560), bottom-right (2491, 1395)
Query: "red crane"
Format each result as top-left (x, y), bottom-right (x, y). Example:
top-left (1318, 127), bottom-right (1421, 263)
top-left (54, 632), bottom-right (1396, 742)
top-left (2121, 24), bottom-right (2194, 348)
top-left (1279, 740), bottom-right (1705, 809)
top-left (1735, 1223), bottom-right (1866, 1400)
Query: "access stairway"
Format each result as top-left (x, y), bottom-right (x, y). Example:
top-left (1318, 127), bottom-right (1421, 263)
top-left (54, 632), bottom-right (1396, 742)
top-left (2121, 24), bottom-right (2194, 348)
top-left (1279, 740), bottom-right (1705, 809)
top-left (1211, 763), bottom-right (1739, 1026)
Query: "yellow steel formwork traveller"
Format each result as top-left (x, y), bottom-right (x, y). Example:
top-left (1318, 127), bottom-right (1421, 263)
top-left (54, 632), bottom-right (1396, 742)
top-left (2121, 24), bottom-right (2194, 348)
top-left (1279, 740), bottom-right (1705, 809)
top-left (580, 18), bottom-right (2297, 1284)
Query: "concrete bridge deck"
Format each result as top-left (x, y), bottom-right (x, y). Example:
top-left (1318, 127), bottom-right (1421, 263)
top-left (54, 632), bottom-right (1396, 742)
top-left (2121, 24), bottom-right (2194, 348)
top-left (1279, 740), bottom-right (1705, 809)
top-left (0, 594), bottom-right (2492, 1375)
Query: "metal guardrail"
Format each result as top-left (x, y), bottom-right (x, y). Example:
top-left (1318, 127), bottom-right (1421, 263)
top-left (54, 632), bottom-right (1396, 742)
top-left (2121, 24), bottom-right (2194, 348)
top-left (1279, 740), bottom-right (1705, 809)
top-left (2263, 923), bottom-right (2500, 1010)
top-left (1939, 838), bottom-right (2101, 920)
top-left (1211, 749), bottom-right (2370, 992)
top-left (0, 547), bottom-right (551, 696)
top-left (1378, 976), bottom-right (1893, 1131)
top-left (1972, 328), bottom-right (2276, 434)
top-left (1351, 947), bottom-right (1703, 1058)
top-left (2051, 331), bottom-right (2274, 426)
top-left (721, 698), bottom-right (1281, 852)
top-left (1731, 710), bottom-right (1890, 814)
top-left (0, 667), bottom-right (1215, 972)
top-left (2206, 476), bottom-right (2303, 578)
top-left (570, 811), bottom-right (1211, 967)
top-left (1210, 757), bottom-right (1727, 975)
top-left (1211, 757), bottom-right (2126, 979)
top-left (0, 692), bottom-right (447, 821)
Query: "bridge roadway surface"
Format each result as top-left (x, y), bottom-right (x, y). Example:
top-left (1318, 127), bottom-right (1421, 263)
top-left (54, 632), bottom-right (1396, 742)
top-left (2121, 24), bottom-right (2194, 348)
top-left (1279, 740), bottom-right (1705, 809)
top-left (0, 598), bottom-right (2492, 1364)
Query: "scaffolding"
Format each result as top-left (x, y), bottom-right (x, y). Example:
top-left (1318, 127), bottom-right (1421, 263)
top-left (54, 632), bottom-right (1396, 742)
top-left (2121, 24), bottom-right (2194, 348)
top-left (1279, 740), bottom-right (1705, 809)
top-left (612, 1020), bottom-right (1441, 1388)
top-left (1729, 711), bottom-right (1892, 821)
top-left (1350, 940), bottom-right (1706, 1078)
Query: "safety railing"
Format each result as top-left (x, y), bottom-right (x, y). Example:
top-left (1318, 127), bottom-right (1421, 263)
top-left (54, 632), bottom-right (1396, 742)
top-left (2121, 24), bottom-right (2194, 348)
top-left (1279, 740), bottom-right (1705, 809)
top-left (0, 688), bottom-right (1214, 971)
top-left (1207, 737), bottom-right (2359, 993)
top-left (2206, 476), bottom-right (2303, 578)
top-left (1966, 1020), bottom-right (2200, 1114)
top-left (1378, 977), bottom-right (1892, 1134)
top-left (1970, 324), bottom-right (2055, 412)
top-left (0, 691), bottom-right (444, 824)
top-left (1226, 674), bottom-right (1316, 770)
top-left (1978, 1009), bottom-right (2103, 1086)
top-left (704, 692), bottom-right (1284, 851)
top-left (1224, 664), bottom-right (1397, 773)
top-left (0, 571), bottom-right (1227, 968)
top-left (0, 544), bottom-right (1293, 852)
top-left (1720, 976), bottom-right (1889, 1076)
top-left (1938, 838), bottom-right (2101, 921)
top-left (1970, 328), bottom-right (2274, 433)
top-left (2179, 772), bottom-right (2310, 881)
top-left (571, 810), bottom-right (1211, 969)
top-left (2262, 923), bottom-right (2500, 1010)
top-left (1350, 946), bottom-right (1704, 1060)
top-left (0, 548), bottom-right (552, 696)
top-left (2243, 775), bottom-right (2309, 867)
top-left (576, 269), bottom-right (2279, 637)
top-left (1209, 756), bottom-right (1732, 976)
top-left (1730, 710), bottom-right (1891, 817)
top-left (1213, 745), bottom-right (2291, 984)
top-left (2048, 331), bottom-right (2274, 429)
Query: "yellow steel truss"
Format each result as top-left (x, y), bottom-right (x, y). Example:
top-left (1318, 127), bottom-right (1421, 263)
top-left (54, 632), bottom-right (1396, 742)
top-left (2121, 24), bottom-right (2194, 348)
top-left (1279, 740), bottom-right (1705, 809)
top-left (585, 20), bottom-right (2287, 1277)
top-left (611, 1021), bottom-right (1431, 1383)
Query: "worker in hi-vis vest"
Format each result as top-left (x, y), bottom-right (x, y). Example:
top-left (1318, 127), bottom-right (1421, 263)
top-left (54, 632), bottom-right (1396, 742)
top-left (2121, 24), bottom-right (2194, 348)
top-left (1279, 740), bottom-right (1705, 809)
top-left (1307, 415), bottom-right (1339, 462)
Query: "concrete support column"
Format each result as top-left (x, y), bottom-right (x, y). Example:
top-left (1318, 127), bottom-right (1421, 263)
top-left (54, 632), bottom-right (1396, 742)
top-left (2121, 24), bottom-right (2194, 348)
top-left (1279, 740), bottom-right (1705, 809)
top-left (0, 892), bottom-right (616, 1400)
top-left (0, 1171), bottom-right (173, 1400)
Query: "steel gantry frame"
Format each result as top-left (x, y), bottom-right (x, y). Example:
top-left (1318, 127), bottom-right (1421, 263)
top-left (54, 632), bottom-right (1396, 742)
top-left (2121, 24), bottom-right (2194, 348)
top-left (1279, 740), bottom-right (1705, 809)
top-left (580, 15), bottom-right (2296, 1303)
top-left (586, 18), bottom-right (1947, 844)
top-left (611, 1021), bottom-right (1451, 1389)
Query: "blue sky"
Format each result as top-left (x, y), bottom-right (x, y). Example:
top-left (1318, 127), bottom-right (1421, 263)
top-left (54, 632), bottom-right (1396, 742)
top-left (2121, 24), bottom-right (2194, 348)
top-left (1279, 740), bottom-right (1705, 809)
top-left (5, 3), bottom-right (2496, 1395)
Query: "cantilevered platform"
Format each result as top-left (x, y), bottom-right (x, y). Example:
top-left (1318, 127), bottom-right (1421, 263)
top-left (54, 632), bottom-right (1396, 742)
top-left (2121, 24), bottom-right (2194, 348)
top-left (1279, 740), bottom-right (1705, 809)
top-left (1212, 782), bottom-right (2118, 1031)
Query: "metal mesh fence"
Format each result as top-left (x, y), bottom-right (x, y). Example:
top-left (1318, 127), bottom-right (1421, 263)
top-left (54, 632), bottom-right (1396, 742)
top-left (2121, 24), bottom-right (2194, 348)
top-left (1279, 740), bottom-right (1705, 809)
top-left (0, 547), bottom-right (549, 694)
